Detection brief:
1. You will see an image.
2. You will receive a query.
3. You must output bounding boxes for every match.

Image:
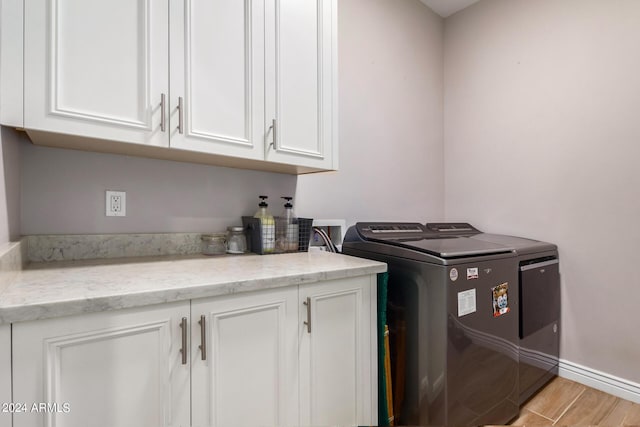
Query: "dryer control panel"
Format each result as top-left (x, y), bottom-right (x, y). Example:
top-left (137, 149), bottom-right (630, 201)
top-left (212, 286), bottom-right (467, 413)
top-left (426, 222), bottom-right (481, 235)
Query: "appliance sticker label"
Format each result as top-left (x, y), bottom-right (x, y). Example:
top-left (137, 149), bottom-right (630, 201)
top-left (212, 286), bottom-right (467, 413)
top-left (467, 267), bottom-right (479, 280)
top-left (492, 282), bottom-right (511, 317)
top-left (457, 289), bottom-right (476, 317)
top-left (450, 268), bottom-right (459, 282)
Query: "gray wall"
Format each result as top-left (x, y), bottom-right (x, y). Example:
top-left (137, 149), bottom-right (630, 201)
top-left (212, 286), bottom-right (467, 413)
top-left (444, 0), bottom-right (640, 382)
top-left (21, 143), bottom-right (296, 234)
top-left (0, 128), bottom-right (22, 245)
top-left (296, 0), bottom-right (445, 226)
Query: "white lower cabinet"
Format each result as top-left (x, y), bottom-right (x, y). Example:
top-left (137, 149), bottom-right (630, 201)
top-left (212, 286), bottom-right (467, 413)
top-left (10, 275), bottom-right (376, 427)
top-left (0, 325), bottom-right (11, 427)
top-left (190, 275), bottom-right (376, 427)
top-left (12, 302), bottom-right (191, 427)
top-left (190, 287), bottom-right (299, 427)
top-left (299, 276), bottom-right (375, 426)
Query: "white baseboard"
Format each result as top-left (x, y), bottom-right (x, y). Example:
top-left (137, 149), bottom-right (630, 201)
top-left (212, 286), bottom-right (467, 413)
top-left (559, 359), bottom-right (640, 404)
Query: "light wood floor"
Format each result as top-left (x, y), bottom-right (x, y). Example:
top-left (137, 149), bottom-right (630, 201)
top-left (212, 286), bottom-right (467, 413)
top-left (510, 377), bottom-right (640, 426)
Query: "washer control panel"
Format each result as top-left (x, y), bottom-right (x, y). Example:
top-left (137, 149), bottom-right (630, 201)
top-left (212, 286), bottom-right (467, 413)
top-left (355, 222), bottom-right (427, 240)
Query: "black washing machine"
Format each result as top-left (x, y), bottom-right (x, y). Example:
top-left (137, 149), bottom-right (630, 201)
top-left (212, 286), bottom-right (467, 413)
top-left (343, 222), bottom-right (520, 426)
top-left (427, 223), bottom-right (561, 405)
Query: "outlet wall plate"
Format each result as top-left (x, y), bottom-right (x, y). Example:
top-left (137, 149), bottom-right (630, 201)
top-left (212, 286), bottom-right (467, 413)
top-left (106, 190), bottom-right (126, 217)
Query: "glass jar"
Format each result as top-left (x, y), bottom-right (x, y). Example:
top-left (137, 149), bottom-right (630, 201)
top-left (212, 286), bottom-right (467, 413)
top-left (226, 226), bottom-right (247, 254)
top-left (201, 233), bottom-right (227, 256)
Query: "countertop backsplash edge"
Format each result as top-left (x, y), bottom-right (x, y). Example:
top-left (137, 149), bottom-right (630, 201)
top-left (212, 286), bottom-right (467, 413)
top-left (26, 233), bottom-right (205, 262)
top-left (0, 239), bottom-right (28, 294)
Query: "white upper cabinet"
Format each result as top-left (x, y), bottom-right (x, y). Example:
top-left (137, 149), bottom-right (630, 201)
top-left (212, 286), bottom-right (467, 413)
top-left (24, 0), bottom-right (170, 148)
top-left (5, 0), bottom-right (338, 174)
top-left (265, 0), bottom-right (337, 170)
top-left (169, 0), bottom-right (265, 160)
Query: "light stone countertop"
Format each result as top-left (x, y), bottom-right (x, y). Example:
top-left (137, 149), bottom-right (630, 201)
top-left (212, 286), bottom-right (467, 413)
top-left (0, 251), bottom-right (386, 325)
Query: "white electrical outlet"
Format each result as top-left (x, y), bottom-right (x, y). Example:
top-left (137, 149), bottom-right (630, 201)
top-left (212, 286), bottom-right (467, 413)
top-left (106, 191), bottom-right (126, 217)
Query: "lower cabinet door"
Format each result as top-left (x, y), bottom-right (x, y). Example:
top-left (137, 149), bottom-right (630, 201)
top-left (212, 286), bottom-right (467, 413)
top-left (0, 325), bottom-right (10, 427)
top-left (12, 302), bottom-right (190, 427)
top-left (191, 287), bottom-right (299, 427)
top-left (299, 275), bottom-right (376, 426)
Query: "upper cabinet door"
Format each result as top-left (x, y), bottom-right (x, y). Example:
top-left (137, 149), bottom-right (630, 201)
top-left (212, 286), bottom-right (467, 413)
top-left (265, 0), bottom-right (338, 170)
top-left (24, 0), bottom-right (169, 147)
top-left (169, 0), bottom-right (265, 160)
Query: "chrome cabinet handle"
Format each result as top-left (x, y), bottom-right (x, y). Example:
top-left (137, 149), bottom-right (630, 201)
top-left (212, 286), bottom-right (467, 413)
top-left (160, 93), bottom-right (167, 132)
top-left (303, 297), bottom-right (311, 333)
top-left (180, 317), bottom-right (187, 365)
top-left (268, 119), bottom-right (277, 151)
top-left (199, 315), bottom-right (207, 361)
top-left (177, 97), bottom-right (184, 134)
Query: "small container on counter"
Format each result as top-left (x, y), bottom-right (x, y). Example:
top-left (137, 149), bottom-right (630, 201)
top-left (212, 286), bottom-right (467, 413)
top-left (201, 233), bottom-right (227, 256)
top-left (226, 226), bottom-right (247, 254)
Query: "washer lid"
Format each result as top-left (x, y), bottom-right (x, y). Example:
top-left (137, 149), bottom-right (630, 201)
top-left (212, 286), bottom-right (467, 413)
top-left (380, 236), bottom-right (514, 258)
top-left (348, 222), bottom-right (514, 259)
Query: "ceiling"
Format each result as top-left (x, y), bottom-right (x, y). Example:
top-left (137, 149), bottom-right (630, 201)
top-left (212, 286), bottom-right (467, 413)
top-left (420, 0), bottom-right (481, 18)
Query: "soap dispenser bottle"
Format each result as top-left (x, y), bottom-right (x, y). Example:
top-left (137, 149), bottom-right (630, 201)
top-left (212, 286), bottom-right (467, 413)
top-left (281, 196), bottom-right (298, 251)
top-left (254, 195), bottom-right (275, 253)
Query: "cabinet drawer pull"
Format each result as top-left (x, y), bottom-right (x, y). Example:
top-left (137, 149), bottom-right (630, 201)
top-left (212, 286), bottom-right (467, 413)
top-left (160, 93), bottom-right (167, 132)
top-left (268, 119), bottom-right (278, 151)
top-left (303, 297), bottom-right (311, 333)
top-left (177, 97), bottom-right (184, 134)
top-left (180, 317), bottom-right (187, 365)
top-left (198, 315), bottom-right (207, 361)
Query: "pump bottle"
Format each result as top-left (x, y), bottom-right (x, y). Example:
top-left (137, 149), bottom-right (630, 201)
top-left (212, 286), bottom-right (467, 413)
top-left (253, 196), bottom-right (275, 253)
top-left (280, 197), bottom-right (299, 251)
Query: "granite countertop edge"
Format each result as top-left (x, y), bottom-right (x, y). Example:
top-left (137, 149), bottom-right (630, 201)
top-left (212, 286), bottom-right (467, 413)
top-left (0, 251), bottom-right (387, 325)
